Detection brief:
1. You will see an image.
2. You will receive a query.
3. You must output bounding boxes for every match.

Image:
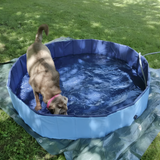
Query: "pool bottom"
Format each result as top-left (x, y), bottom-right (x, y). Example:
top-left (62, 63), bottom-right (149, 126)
top-left (15, 54), bottom-right (144, 116)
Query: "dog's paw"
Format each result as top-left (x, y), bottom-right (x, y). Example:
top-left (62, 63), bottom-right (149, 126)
top-left (35, 105), bottom-right (42, 111)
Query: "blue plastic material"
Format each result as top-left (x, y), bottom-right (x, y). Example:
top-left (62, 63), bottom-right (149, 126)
top-left (7, 39), bottom-right (150, 139)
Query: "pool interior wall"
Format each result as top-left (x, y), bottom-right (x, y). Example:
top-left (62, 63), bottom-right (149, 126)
top-left (7, 39), bottom-right (150, 139)
top-left (16, 54), bottom-right (145, 116)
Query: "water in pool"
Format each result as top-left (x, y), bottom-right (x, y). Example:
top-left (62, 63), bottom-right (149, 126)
top-left (16, 54), bottom-right (144, 116)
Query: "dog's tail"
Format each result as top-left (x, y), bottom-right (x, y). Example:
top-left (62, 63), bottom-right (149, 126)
top-left (35, 24), bottom-right (49, 42)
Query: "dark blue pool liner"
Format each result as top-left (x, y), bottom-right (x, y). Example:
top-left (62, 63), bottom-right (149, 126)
top-left (7, 39), bottom-right (150, 139)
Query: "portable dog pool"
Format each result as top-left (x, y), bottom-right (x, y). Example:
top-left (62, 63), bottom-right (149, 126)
top-left (7, 39), bottom-right (150, 140)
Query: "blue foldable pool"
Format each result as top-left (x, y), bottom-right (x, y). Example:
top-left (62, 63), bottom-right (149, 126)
top-left (7, 39), bottom-right (150, 140)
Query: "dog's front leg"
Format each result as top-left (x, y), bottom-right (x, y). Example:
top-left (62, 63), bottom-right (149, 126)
top-left (34, 91), bottom-right (42, 111)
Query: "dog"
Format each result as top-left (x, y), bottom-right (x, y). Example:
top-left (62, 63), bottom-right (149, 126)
top-left (26, 24), bottom-right (68, 115)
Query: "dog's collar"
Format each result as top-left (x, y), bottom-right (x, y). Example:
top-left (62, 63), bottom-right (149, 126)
top-left (47, 94), bottom-right (60, 109)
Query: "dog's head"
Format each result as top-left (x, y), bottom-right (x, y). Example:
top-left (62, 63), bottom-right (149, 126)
top-left (47, 95), bottom-right (68, 115)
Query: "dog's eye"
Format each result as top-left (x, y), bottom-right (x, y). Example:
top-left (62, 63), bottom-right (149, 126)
top-left (57, 105), bottom-right (62, 108)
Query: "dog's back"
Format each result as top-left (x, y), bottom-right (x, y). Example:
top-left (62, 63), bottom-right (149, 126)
top-left (26, 24), bottom-right (61, 99)
top-left (27, 24), bottom-right (53, 76)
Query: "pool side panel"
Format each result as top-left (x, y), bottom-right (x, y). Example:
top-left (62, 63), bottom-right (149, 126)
top-left (7, 86), bottom-right (149, 140)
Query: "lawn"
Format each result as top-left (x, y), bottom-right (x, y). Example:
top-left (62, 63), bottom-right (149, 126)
top-left (0, 0), bottom-right (160, 159)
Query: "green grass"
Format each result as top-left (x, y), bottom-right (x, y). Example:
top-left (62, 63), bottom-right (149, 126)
top-left (0, 110), bottom-right (65, 160)
top-left (0, 0), bottom-right (160, 67)
top-left (0, 0), bottom-right (160, 159)
top-left (141, 133), bottom-right (160, 160)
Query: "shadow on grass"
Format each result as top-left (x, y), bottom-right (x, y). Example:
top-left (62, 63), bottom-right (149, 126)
top-left (0, 0), bottom-right (160, 67)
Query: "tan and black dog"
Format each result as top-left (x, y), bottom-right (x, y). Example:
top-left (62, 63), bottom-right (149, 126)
top-left (26, 24), bottom-right (68, 115)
